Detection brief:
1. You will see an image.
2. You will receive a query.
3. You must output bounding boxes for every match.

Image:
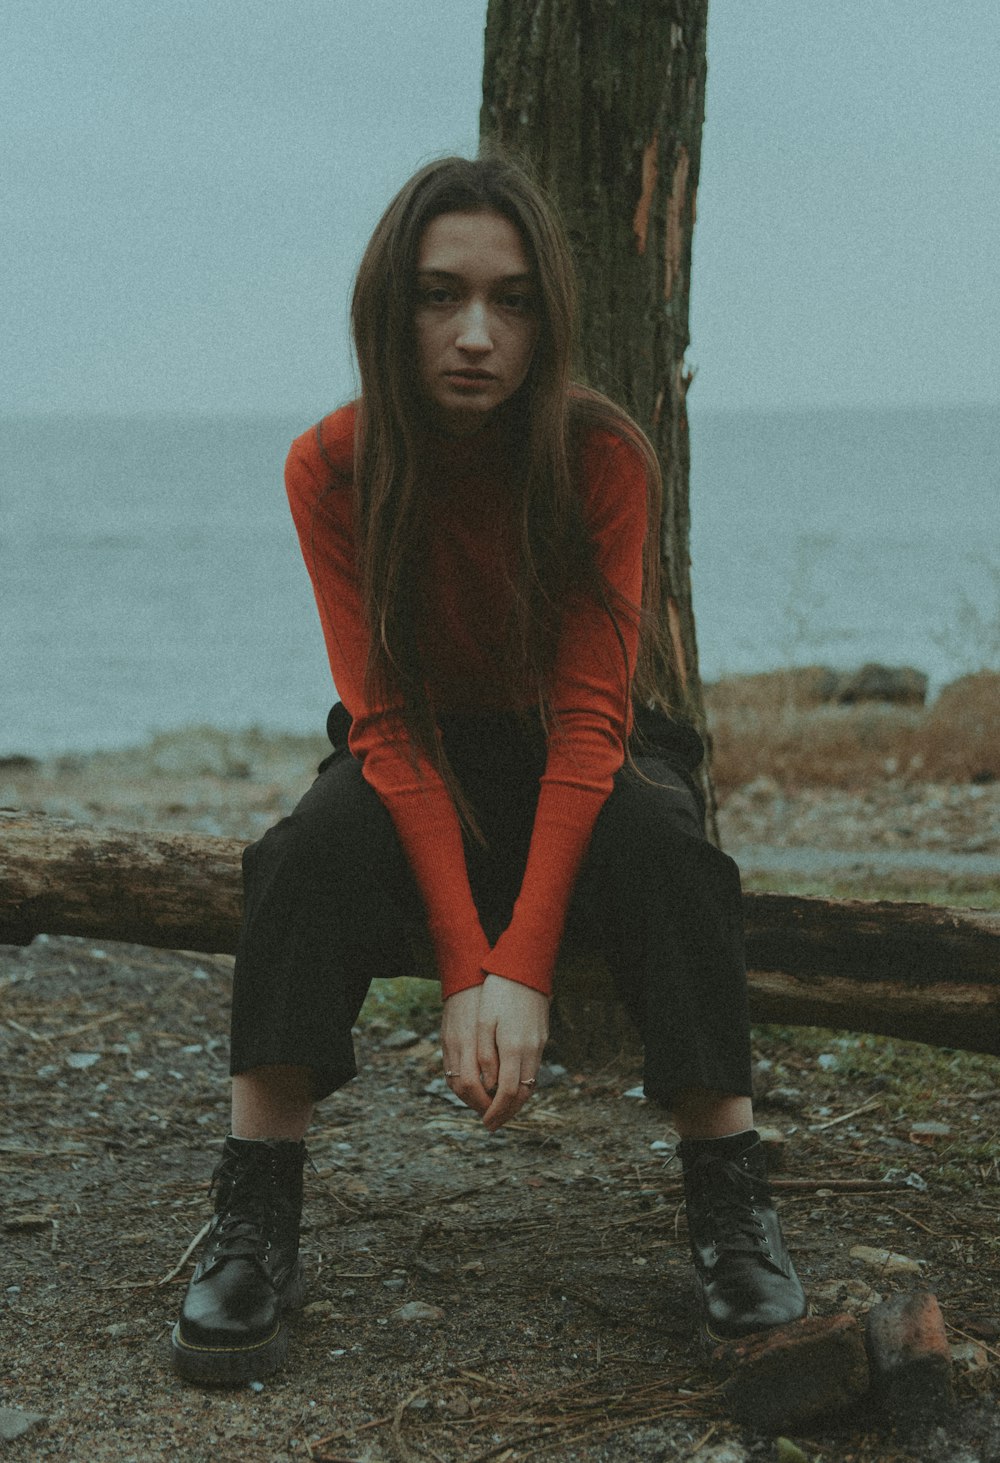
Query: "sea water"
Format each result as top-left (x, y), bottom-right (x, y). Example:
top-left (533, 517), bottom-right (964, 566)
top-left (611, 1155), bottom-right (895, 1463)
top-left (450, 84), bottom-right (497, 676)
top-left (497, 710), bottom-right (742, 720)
top-left (2, 405), bottom-right (997, 756)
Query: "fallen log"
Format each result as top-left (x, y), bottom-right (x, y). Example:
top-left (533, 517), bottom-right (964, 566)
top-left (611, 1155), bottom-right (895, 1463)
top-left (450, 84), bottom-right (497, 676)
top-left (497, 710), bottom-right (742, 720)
top-left (1, 811), bottom-right (997, 1055)
top-left (0, 812), bottom-right (244, 955)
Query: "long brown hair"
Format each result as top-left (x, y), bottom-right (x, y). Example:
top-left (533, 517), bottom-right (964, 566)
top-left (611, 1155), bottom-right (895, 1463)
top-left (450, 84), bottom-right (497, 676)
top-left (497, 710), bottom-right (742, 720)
top-left (344, 153), bottom-right (670, 829)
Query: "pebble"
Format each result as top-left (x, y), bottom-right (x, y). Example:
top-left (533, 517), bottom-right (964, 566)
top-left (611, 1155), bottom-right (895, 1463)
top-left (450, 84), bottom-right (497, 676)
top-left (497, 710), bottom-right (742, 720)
top-left (775, 1442), bottom-right (811, 1463)
top-left (950, 1340), bottom-right (990, 1373)
top-left (882, 1168), bottom-right (928, 1191)
top-left (394, 1301), bottom-right (445, 1323)
top-left (850, 1244), bottom-right (924, 1275)
top-left (302, 1300), bottom-right (337, 1318)
top-left (383, 1028), bottom-right (420, 1050)
top-left (422, 1078), bottom-right (465, 1108)
top-left (66, 1052), bottom-right (101, 1070)
top-left (535, 1063), bottom-right (566, 1088)
top-left (809, 1277), bottom-right (883, 1314)
top-left (909, 1121), bottom-right (952, 1143)
top-left (0, 1407), bottom-right (47, 1443)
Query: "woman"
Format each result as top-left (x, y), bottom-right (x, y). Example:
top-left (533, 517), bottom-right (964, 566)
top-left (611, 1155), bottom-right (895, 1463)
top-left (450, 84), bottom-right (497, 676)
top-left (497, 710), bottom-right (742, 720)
top-left (171, 154), bottom-right (805, 1385)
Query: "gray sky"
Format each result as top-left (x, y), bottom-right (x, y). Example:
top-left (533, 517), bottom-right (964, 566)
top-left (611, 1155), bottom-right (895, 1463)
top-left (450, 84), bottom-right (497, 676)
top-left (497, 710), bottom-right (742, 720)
top-left (4, 0), bottom-right (998, 414)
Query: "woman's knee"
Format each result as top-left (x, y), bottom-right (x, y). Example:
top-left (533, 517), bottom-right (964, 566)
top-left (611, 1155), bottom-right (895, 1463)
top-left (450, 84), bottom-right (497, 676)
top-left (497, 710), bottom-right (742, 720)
top-left (590, 763), bottom-right (706, 865)
top-left (254, 755), bottom-right (388, 876)
top-left (582, 772), bottom-right (744, 934)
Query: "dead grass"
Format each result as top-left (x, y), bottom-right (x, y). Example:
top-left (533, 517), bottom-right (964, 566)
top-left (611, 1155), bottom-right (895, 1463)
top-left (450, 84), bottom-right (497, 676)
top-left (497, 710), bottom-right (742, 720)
top-left (707, 669), bottom-right (1000, 792)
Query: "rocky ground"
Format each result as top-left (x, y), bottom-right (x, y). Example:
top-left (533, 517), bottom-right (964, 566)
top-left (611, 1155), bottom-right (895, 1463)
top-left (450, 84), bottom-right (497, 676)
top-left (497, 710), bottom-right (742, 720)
top-left (1, 719), bottom-right (999, 1461)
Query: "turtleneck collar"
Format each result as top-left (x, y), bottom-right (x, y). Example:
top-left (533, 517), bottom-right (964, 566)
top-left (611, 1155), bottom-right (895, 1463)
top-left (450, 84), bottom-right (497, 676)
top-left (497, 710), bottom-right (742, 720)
top-left (418, 398), bottom-right (526, 468)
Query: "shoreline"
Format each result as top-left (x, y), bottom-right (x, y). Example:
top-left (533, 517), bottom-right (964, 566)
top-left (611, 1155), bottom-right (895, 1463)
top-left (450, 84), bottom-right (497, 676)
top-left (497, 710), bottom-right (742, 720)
top-left (0, 664), bottom-right (994, 764)
top-left (2, 681), bottom-right (997, 905)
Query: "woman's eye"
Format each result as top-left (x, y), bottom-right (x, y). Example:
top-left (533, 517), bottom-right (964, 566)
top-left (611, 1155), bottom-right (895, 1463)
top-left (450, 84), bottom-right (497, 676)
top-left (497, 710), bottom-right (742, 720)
top-left (418, 287), bottom-right (455, 306)
top-left (502, 292), bottom-right (534, 313)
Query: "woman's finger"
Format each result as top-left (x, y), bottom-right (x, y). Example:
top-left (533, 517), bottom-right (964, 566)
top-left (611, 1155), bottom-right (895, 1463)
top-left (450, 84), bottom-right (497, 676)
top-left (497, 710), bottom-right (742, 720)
top-left (452, 1065), bottom-right (491, 1115)
top-left (441, 986), bottom-right (492, 1113)
top-left (477, 1033), bottom-right (500, 1095)
top-left (448, 1038), bottom-right (492, 1114)
top-left (483, 1083), bottom-right (531, 1132)
top-left (483, 1052), bottom-right (537, 1132)
top-left (443, 1041), bottom-right (492, 1115)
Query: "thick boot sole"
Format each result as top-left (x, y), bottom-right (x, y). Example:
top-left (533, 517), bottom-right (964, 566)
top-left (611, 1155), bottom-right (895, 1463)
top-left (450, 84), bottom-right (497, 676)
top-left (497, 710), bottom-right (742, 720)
top-left (170, 1263), bottom-right (305, 1386)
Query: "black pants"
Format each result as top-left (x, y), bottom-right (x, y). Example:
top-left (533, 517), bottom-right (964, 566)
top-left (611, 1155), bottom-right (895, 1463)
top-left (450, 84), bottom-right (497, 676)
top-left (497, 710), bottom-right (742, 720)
top-left (230, 709), bottom-right (752, 1107)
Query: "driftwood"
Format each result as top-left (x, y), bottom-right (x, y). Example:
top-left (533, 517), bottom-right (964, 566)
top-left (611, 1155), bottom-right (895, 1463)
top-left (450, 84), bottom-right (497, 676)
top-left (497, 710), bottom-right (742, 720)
top-left (1, 811), bottom-right (997, 1057)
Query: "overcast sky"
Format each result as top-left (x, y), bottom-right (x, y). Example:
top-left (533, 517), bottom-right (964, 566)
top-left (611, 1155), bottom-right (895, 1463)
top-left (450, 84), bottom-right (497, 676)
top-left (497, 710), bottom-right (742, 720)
top-left (4, 1), bottom-right (998, 415)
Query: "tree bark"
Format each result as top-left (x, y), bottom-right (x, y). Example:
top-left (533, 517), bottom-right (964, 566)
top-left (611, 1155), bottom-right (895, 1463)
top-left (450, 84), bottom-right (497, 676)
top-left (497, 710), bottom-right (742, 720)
top-left (481, 0), bottom-right (715, 827)
top-left (0, 813), bottom-right (243, 957)
top-left (3, 814), bottom-right (997, 1057)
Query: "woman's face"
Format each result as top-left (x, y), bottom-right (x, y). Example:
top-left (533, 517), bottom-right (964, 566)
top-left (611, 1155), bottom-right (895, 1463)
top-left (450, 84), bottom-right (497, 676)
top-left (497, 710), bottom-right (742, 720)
top-left (413, 209), bottom-right (540, 436)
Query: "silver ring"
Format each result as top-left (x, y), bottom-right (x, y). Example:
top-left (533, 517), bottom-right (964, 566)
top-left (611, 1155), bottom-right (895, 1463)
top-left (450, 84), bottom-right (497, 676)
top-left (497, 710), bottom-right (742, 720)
top-left (445, 1070), bottom-right (457, 1078)
top-left (519, 1078), bottom-right (537, 1088)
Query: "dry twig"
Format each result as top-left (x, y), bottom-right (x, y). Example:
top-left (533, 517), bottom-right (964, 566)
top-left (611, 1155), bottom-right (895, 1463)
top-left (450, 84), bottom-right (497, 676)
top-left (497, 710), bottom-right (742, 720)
top-left (157, 1217), bottom-right (213, 1286)
top-left (811, 1097), bottom-right (883, 1130)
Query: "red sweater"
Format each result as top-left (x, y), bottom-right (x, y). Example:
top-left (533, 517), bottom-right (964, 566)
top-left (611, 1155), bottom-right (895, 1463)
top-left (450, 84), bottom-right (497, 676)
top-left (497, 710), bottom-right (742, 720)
top-left (285, 402), bottom-right (647, 1000)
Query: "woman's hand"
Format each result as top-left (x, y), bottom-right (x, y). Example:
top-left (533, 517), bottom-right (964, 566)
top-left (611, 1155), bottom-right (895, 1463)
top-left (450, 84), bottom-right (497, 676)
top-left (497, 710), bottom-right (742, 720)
top-left (441, 975), bottom-right (549, 1133)
top-left (477, 973), bottom-right (549, 1133)
top-left (440, 985), bottom-right (492, 1117)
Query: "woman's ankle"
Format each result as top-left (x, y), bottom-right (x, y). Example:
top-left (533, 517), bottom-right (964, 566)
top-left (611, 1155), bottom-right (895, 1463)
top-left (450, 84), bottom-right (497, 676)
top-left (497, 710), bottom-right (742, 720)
top-left (231, 1065), bottom-right (314, 1141)
top-left (670, 1089), bottom-right (754, 1141)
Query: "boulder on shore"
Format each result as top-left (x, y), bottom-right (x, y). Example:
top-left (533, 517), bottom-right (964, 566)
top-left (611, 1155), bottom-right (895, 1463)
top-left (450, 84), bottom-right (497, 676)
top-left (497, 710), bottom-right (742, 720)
top-left (836, 663), bottom-right (929, 706)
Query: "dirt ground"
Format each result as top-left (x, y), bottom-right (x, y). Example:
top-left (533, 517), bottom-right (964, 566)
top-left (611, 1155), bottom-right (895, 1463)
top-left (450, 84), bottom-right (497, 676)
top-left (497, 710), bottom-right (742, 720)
top-left (2, 730), bottom-right (999, 1461)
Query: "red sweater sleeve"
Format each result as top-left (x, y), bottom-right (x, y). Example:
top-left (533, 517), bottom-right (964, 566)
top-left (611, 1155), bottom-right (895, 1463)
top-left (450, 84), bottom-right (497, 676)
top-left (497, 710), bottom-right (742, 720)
top-left (485, 434), bottom-right (647, 995)
top-left (285, 413), bottom-right (491, 998)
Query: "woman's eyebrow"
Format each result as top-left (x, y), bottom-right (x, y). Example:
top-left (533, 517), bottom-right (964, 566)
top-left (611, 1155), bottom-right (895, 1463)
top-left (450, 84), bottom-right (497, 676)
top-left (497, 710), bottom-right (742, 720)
top-left (416, 268), bottom-right (535, 285)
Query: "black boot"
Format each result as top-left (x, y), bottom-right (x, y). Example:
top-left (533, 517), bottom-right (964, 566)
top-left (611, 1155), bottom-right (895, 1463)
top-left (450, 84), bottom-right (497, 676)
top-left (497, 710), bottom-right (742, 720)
top-left (171, 1136), bottom-right (307, 1384)
top-left (679, 1132), bottom-right (807, 1343)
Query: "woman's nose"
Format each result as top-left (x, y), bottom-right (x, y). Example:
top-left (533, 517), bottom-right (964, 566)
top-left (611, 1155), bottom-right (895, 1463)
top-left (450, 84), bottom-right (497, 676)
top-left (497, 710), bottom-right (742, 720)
top-left (456, 300), bottom-right (492, 350)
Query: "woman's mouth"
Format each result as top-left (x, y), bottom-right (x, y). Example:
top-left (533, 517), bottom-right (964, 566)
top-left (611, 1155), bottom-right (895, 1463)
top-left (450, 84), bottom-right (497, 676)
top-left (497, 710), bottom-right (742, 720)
top-left (445, 370), bottom-right (496, 385)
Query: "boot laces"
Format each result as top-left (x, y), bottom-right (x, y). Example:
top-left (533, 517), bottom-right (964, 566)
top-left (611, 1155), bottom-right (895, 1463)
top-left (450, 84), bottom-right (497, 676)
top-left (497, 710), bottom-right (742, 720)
top-left (698, 1157), bottom-right (771, 1259)
top-left (207, 1213), bottom-right (273, 1270)
top-left (205, 1148), bottom-right (295, 1272)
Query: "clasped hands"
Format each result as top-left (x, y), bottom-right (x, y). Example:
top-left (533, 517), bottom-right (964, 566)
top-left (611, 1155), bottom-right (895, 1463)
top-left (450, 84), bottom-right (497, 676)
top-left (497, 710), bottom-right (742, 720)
top-left (440, 972), bottom-right (549, 1133)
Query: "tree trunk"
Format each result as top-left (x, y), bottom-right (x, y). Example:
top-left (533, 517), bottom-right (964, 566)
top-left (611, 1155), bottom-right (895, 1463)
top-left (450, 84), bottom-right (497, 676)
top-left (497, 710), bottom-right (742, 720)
top-left (481, 0), bottom-right (714, 828)
top-left (3, 814), bottom-right (997, 1058)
